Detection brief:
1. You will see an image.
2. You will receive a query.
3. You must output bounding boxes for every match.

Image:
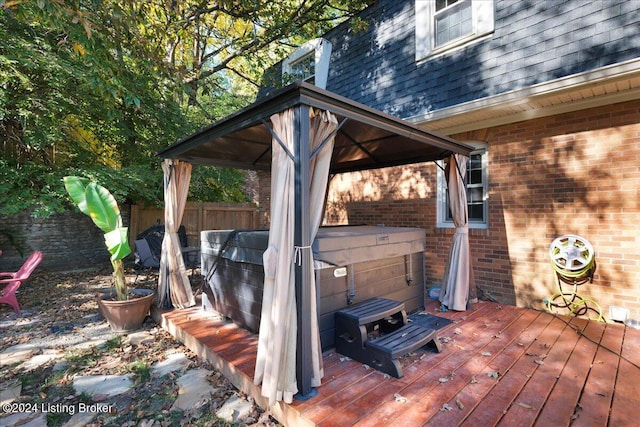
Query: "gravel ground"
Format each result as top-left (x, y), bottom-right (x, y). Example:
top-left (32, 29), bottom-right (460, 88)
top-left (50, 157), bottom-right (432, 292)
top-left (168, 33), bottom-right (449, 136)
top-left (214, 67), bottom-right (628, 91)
top-left (0, 265), bottom-right (279, 427)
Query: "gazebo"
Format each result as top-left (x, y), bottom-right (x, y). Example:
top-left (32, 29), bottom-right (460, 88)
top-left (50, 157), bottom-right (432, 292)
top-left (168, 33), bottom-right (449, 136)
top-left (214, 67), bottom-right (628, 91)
top-left (156, 81), bottom-right (474, 405)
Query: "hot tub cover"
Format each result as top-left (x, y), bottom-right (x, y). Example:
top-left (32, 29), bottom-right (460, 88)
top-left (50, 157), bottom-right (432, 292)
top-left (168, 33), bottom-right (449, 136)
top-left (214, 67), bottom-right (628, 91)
top-left (201, 225), bottom-right (425, 268)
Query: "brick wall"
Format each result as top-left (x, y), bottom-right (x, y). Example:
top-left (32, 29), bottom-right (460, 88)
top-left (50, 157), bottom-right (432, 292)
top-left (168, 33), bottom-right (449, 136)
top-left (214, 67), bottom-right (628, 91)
top-left (0, 206), bottom-right (131, 273)
top-left (465, 99), bottom-right (640, 320)
top-left (318, 99), bottom-right (640, 320)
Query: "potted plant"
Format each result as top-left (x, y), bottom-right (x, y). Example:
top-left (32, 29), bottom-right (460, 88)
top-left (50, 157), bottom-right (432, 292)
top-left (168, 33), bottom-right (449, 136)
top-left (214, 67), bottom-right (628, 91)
top-left (63, 176), bottom-right (154, 331)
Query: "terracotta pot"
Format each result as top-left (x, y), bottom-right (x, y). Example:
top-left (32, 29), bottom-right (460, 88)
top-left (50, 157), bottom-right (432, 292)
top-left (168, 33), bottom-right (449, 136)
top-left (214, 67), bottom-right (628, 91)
top-left (97, 288), bottom-right (155, 332)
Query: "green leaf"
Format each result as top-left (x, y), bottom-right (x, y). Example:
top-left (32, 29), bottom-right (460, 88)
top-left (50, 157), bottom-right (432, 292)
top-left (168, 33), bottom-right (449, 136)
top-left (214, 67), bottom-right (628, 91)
top-left (104, 227), bottom-right (131, 261)
top-left (63, 176), bottom-right (91, 216)
top-left (84, 182), bottom-right (121, 233)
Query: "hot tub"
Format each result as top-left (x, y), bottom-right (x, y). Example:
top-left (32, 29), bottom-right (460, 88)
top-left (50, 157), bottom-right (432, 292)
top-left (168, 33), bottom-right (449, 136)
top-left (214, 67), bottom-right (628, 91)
top-left (201, 225), bottom-right (426, 350)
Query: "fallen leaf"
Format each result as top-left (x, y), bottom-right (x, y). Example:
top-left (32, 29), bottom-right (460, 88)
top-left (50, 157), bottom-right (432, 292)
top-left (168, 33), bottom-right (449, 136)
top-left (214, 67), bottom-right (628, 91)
top-left (470, 377), bottom-right (478, 384)
top-left (394, 393), bottom-right (407, 403)
top-left (439, 377), bottom-right (449, 383)
top-left (487, 371), bottom-right (500, 379)
top-left (440, 403), bottom-right (453, 412)
top-left (534, 359), bottom-right (545, 365)
top-left (516, 402), bottom-right (535, 410)
top-left (456, 399), bottom-right (464, 409)
top-left (481, 352), bottom-right (492, 357)
top-left (454, 328), bottom-right (462, 335)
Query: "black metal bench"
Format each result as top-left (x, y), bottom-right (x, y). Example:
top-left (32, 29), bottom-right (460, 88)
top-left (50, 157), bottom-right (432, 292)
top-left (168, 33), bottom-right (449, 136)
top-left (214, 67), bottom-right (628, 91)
top-left (335, 297), bottom-right (442, 378)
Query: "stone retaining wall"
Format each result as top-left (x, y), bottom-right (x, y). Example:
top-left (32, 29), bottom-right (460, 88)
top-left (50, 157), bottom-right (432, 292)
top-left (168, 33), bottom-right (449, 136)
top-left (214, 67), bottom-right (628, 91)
top-left (0, 205), bottom-right (131, 272)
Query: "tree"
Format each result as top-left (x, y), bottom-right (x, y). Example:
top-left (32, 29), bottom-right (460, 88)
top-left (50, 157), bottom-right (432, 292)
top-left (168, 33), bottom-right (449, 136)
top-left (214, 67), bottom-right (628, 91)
top-left (0, 0), bottom-right (373, 217)
top-left (1, 5), bottom-right (188, 216)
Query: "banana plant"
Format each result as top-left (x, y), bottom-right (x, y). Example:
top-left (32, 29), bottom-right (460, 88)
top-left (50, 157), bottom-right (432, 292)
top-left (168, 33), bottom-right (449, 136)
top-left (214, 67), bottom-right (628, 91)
top-left (63, 176), bottom-right (131, 301)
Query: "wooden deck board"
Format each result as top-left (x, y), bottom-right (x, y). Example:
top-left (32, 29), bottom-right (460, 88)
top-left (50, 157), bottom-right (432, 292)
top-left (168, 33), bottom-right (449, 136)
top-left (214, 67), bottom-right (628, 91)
top-left (607, 325), bottom-right (640, 427)
top-left (573, 322), bottom-right (624, 427)
top-left (535, 319), bottom-right (591, 427)
top-left (389, 307), bottom-right (531, 426)
top-left (497, 315), bottom-right (581, 427)
top-left (426, 308), bottom-right (542, 427)
top-left (457, 309), bottom-right (556, 427)
top-left (155, 299), bottom-right (638, 427)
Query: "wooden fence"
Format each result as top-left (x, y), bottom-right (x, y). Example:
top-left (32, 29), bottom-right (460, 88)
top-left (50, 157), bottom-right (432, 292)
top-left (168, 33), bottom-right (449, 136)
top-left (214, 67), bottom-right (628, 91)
top-left (129, 202), bottom-right (260, 248)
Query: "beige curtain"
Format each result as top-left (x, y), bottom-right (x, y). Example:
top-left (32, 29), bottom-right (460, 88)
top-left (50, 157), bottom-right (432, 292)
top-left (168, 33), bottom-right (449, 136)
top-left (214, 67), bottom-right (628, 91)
top-left (158, 159), bottom-right (195, 309)
top-left (439, 154), bottom-right (474, 311)
top-left (254, 108), bottom-right (337, 406)
top-left (307, 108), bottom-right (338, 386)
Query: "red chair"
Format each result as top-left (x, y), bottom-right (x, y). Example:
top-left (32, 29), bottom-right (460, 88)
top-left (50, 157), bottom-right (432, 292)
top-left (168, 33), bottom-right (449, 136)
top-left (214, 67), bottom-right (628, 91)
top-left (0, 251), bottom-right (43, 315)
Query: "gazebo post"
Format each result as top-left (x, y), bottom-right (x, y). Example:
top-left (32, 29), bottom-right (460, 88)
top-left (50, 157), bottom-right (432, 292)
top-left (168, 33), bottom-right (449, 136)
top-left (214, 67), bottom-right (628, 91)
top-left (294, 104), bottom-right (316, 400)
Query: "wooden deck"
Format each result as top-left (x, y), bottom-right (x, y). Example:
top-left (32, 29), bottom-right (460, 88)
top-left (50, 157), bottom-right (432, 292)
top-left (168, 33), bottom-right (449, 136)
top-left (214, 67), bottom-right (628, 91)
top-left (155, 299), bottom-right (640, 426)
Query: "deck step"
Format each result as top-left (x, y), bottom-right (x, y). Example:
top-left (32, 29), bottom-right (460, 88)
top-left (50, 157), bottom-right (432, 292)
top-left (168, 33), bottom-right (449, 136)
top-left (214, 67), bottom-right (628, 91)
top-left (337, 297), bottom-right (405, 326)
top-left (367, 323), bottom-right (441, 360)
top-left (335, 297), bottom-right (441, 378)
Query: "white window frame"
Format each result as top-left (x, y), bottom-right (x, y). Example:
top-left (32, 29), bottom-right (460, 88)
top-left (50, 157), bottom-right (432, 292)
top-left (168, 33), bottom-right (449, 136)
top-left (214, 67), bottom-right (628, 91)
top-left (437, 142), bottom-right (488, 229)
top-left (282, 38), bottom-right (332, 89)
top-left (416, 0), bottom-right (494, 61)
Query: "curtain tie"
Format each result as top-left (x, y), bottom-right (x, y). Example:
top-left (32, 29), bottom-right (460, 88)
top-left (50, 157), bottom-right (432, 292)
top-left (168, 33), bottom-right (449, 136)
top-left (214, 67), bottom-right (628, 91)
top-left (454, 225), bottom-right (469, 235)
top-left (294, 245), bottom-right (312, 265)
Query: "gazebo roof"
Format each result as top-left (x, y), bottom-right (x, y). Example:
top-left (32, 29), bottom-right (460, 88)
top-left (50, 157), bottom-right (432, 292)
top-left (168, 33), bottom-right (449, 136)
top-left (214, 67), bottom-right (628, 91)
top-left (158, 82), bottom-right (473, 173)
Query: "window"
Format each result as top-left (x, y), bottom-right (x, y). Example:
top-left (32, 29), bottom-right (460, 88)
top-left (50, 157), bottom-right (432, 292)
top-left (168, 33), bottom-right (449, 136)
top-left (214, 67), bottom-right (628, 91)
top-left (289, 53), bottom-right (316, 84)
top-left (437, 143), bottom-right (488, 229)
top-left (282, 38), bottom-right (332, 89)
top-left (435, 0), bottom-right (473, 47)
top-left (416, 0), bottom-right (494, 60)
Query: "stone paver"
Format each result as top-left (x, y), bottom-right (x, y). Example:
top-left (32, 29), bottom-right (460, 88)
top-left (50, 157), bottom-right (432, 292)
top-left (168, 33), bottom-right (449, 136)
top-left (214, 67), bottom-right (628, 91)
top-left (62, 411), bottom-right (99, 427)
top-left (151, 351), bottom-right (190, 377)
top-left (0, 379), bottom-right (21, 405)
top-left (171, 368), bottom-right (218, 411)
top-left (123, 330), bottom-right (154, 346)
top-left (20, 350), bottom-right (64, 372)
top-left (216, 393), bottom-right (255, 424)
top-left (73, 374), bottom-right (134, 400)
top-left (0, 411), bottom-right (46, 427)
top-left (0, 344), bottom-right (40, 367)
